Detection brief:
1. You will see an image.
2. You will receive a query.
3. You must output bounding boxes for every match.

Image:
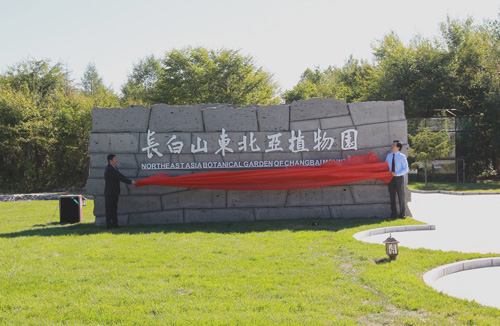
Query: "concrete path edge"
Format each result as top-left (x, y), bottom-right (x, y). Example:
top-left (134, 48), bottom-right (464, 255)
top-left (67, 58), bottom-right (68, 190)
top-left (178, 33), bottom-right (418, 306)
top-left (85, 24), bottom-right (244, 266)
top-left (423, 257), bottom-right (500, 285)
top-left (410, 190), bottom-right (500, 195)
top-left (353, 224), bottom-right (436, 241)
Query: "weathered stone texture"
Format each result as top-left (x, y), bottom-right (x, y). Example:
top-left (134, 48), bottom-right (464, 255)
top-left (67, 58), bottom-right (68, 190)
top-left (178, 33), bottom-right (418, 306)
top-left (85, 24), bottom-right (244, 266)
top-left (161, 189), bottom-right (226, 210)
top-left (149, 104), bottom-right (204, 132)
top-left (356, 123), bottom-right (390, 149)
top-left (388, 120), bottom-right (408, 144)
top-left (256, 105), bottom-right (290, 131)
top-left (286, 186), bottom-right (354, 206)
top-left (255, 206), bottom-right (332, 220)
top-left (350, 185), bottom-right (390, 204)
top-left (330, 203), bottom-right (391, 218)
top-left (349, 101), bottom-right (405, 125)
top-left (92, 195), bottom-right (161, 216)
top-left (291, 98), bottom-right (348, 120)
top-left (227, 190), bottom-right (288, 208)
top-left (290, 119), bottom-right (321, 132)
top-left (184, 208), bottom-right (255, 223)
top-left (320, 115), bottom-right (353, 129)
top-left (203, 107), bottom-right (258, 131)
top-left (92, 106), bottom-right (150, 132)
top-left (301, 151), bottom-right (343, 161)
top-left (89, 133), bottom-right (140, 153)
top-left (128, 210), bottom-right (184, 225)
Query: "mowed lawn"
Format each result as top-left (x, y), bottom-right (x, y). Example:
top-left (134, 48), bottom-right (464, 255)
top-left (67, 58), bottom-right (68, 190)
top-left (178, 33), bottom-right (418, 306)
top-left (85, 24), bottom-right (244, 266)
top-left (1, 200), bottom-right (499, 325)
top-left (408, 181), bottom-right (500, 193)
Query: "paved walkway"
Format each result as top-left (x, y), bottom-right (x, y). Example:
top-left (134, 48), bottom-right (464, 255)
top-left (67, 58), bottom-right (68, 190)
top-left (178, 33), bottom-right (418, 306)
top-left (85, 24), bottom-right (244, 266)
top-left (358, 192), bottom-right (500, 309)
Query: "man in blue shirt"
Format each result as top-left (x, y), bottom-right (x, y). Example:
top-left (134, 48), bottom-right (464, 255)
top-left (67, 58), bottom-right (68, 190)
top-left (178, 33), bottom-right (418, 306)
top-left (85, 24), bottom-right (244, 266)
top-left (385, 140), bottom-right (409, 219)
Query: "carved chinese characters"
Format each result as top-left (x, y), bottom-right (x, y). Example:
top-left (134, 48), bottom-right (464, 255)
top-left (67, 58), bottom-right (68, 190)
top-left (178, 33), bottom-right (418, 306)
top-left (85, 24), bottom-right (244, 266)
top-left (141, 128), bottom-right (357, 160)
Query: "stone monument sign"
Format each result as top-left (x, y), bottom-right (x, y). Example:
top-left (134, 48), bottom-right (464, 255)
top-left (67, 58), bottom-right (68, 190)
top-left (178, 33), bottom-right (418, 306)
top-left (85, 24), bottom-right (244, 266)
top-left (86, 98), bottom-right (409, 226)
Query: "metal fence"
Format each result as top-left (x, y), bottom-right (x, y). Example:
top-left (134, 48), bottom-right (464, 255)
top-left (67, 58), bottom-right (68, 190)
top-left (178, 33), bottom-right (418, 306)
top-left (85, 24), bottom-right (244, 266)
top-left (407, 116), bottom-right (475, 183)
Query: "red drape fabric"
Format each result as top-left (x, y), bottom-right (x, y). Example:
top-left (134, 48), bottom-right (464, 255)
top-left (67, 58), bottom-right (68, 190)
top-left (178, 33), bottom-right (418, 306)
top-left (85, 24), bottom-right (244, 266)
top-left (135, 152), bottom-right (393, 190)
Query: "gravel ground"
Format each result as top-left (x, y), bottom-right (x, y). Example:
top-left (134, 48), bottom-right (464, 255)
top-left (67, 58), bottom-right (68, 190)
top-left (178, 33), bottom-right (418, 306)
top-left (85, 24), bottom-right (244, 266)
top-left (0, 193), bottom-right (93, 202)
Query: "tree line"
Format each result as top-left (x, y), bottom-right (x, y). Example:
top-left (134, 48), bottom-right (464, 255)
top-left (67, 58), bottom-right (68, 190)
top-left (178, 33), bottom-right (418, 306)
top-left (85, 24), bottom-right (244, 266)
top-left (1, 16), bottom-right (499, 192)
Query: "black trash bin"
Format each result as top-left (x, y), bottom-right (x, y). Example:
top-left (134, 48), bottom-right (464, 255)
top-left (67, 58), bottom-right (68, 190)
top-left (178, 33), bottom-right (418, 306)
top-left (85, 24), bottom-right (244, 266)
top-left (59, 195), bottom-right (83, 223)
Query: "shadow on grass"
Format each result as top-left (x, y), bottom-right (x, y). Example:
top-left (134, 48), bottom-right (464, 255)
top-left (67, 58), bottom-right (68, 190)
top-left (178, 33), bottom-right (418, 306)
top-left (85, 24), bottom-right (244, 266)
top-left (0, 217), bottom-right (392, 238)
top-left (375, 258), bottom-right (396, 264)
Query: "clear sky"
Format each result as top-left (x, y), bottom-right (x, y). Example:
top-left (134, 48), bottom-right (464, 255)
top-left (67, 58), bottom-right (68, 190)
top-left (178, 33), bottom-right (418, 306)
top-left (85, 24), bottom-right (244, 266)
top-left (1, 0), bottom-right (499, 94)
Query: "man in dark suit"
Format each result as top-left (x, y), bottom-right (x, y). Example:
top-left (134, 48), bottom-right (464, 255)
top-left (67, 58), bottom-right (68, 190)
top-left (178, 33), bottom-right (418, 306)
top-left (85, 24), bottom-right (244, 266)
top-left (104, 154), bottom-right (136, 229)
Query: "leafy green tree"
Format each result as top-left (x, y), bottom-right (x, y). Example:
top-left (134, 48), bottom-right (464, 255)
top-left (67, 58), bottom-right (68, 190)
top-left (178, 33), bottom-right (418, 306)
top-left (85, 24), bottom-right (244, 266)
top-left (282, 79), bottom-right (319, 103)
top-left (409, 127), bottom-right (453, 187)
top-left (334, 56), bottom-right (373, 102)
top-left (0, 83), bottom-right (57, 191)
top-left (154, 47), bottom-right (280, 106)
top-left (0, 59), bottom-right (104, 192)
top-left (0, 59), bottom-right (68, 191)
top-left (361, 17), bottom-right (500, 178)
top-left (440, 17), bottom-right (500, 176)
top-left (282, 67), bottom-right (329, 103)
top-left (283, 57), bottom-right (372, 104)
top-left (121, 55), bottom-right (161, 106)
top-left (81, 63), bottom-right (105, 95)
top-left (81, 63), bottom-right (120, 107)
top-left (0, 58), bottom-right (69, 101)
top-left (364, 32), bottom-right (452, 117)
top-left (49, 89), bottom-right (94, 189)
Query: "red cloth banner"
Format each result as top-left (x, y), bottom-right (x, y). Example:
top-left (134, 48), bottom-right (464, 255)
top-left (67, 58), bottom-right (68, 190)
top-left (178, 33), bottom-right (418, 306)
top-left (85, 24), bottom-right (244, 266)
top-left (135, 153), bottom-right (393, 191)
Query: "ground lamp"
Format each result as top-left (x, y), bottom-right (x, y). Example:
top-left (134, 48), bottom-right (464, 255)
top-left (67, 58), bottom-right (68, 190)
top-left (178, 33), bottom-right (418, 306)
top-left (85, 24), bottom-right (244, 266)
top-left (383, 234), bottom-right (399, 260)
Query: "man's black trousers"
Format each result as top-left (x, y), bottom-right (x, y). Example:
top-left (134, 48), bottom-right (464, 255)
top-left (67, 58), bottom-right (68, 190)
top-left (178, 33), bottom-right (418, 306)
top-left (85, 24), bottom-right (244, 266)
top-left (388, 176), bottom-right (406, 218)
top-left (105, 195), bottom-right (119, 227)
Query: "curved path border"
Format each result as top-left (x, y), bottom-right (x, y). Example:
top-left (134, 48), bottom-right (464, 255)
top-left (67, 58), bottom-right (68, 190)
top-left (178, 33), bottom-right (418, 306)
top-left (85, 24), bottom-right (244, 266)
top-left (423, 257), bottom-right (500, 285)
top-left (353, 224), bottom-right (435, 241)
top-left (410, 189), bottom-right (500, 195)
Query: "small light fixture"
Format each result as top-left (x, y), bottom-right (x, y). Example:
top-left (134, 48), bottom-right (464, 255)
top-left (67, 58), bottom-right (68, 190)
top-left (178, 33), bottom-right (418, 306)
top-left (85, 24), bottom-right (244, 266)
top-left (383, 233), bottom-right (399, 260)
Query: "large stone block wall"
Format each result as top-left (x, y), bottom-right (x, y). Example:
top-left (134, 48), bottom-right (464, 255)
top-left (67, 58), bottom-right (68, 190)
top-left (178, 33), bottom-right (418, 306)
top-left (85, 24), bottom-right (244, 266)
top-left (86, 98), bottom-right (410, 226)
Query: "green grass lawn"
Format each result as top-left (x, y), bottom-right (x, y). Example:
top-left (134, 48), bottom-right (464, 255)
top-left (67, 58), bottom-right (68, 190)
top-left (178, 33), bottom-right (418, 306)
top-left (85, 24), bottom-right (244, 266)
top-left (408, 181), bottom-right (500, 193)
top-left (1, 201), bottom-right (499, 325)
